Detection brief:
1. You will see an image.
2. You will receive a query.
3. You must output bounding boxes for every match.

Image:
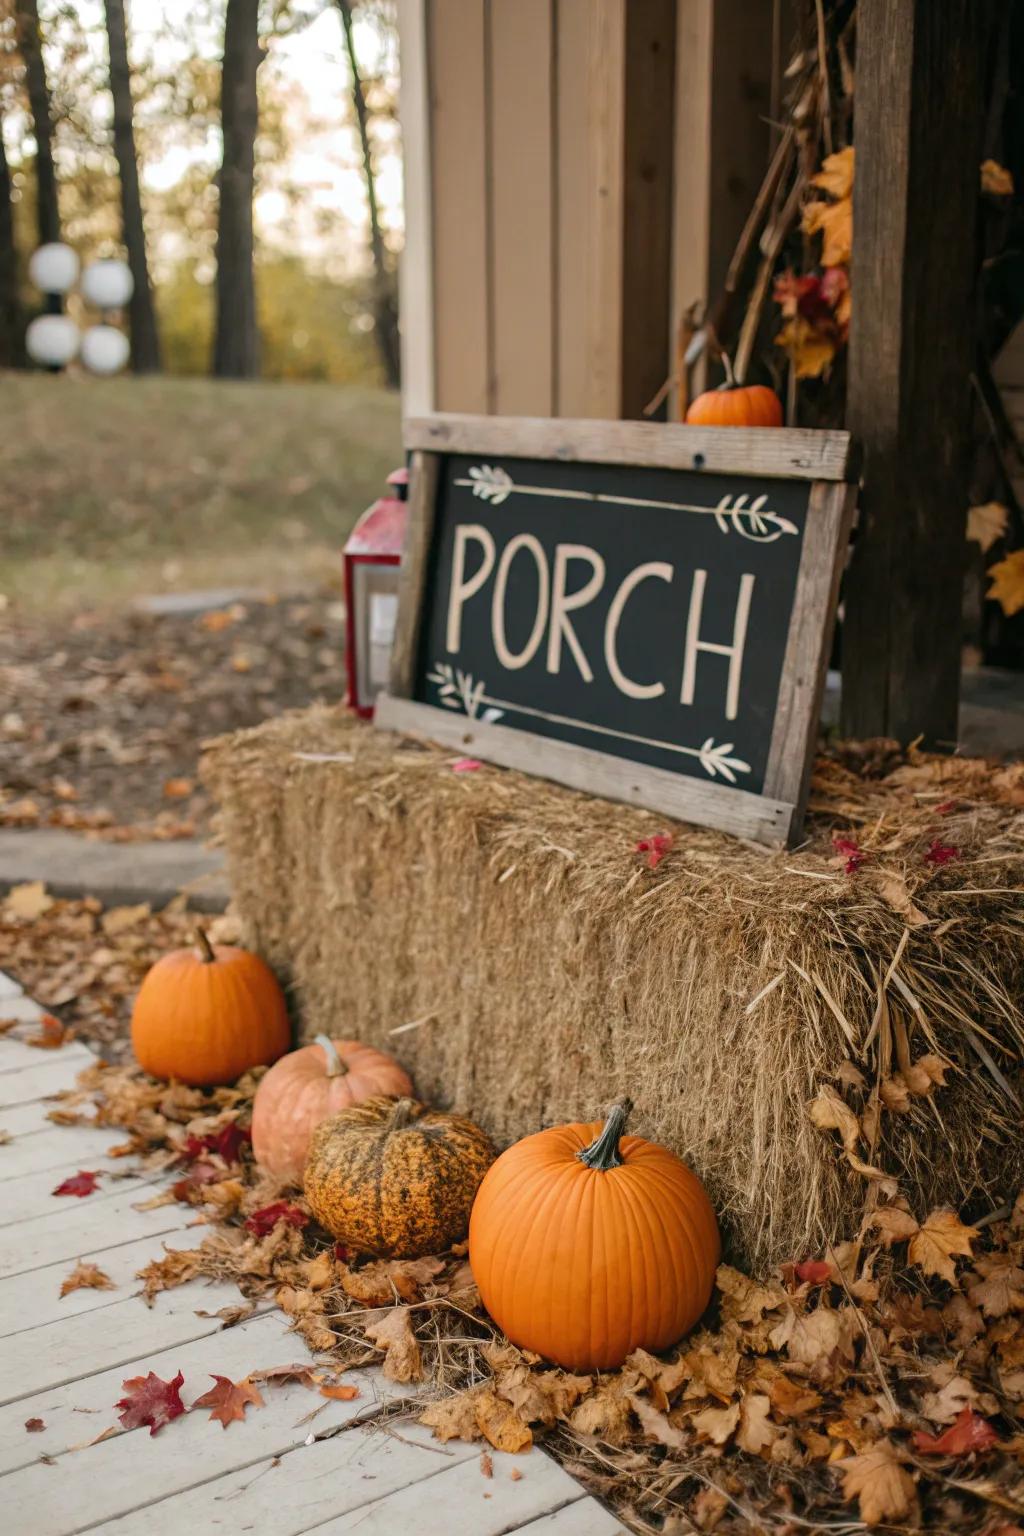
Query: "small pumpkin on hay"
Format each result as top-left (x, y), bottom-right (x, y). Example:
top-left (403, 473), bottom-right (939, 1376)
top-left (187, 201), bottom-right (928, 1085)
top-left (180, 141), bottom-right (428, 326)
top-left (131, 927), bottom-right (290, 1088)
top-left (252, 1034), bottom-right (413, 1183)
top-left (304, 1095), bottom-right (495, 1259)
top-left (470, 1097), bottom-right (720, 1372)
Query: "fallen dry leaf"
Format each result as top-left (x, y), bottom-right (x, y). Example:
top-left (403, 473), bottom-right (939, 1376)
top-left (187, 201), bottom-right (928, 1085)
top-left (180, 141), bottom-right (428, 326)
top-left (25, 1417), bottom-right (45, 1432)
top-left (192, 1374), bottom-right (264, 1428)
top-left (968, 501), bottom-right (1009, 553)
top-left (968, 1257), bottom-right (1024, 1319)
top-left (479, 1450), bottom-right (493, 1477)
top-left (362, 1307), bottom-right (423, 1383)
top-left (691, 1401), bottom-right (740, 1446)
top-left (60, 1260), bottom-right (115, 1298)
top-left (736, 1393), bottom-right (778, 1457)
top-left (115, 1369), bottom-right (186, 1436)
top-left (4, 881), bottom-right (54, 920)
top-left (53, 1169), bottom-right (100, 1198)
top-left (982, 158), bottom-right (1014, 196)
top-left (912, 1405), bottom-right (998, 1456)
top-left (474, 1388), bottom-right (532, 1453)
top-left (319, 1381), bottom-right (360, 1401)
top-left (988, 551), bottom-right (1024, 619)
top-left (629, 1392), bottom-right (687, 1450)
top-left (908, 1210), bottom-right (977, 1285)
top-left (840, 1439), bottom-right (915, 1526)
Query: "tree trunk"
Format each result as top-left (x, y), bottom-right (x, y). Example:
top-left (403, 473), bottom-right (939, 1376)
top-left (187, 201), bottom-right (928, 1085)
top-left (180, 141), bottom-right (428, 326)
top-left (14, 0), bottom-right (59, 247)
top-left (0, 103), bottom-right (23, 367)
top-left (103, 0), bottom-right (161, 373)
top-left (336, 0), bottom-right (400, 389)
top-left (213, 0), bottom-right (261, 379)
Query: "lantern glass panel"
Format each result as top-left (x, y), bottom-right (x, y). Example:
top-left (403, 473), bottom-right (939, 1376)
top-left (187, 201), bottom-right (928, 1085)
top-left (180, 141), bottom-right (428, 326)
top-left (352, 561), bottom-right (400, 708)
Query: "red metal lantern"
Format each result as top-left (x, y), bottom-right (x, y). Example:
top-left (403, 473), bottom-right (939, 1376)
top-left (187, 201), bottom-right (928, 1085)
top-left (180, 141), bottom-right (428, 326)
top-left (343, 467), bottom-right (409, 717)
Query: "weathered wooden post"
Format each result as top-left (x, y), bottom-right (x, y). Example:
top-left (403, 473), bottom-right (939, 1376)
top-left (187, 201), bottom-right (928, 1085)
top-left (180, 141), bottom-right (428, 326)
top-left (841, 0), bottom-right (995, 745)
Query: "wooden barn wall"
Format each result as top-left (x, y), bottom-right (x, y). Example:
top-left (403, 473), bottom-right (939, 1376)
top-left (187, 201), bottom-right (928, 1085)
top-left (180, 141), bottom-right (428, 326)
top-left (401, 0), bottom-right (781, 420)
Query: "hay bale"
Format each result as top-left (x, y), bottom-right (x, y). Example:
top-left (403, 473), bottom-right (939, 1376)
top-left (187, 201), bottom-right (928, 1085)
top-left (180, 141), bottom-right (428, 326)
top-left (202, 706), bottom-right (1024, 1271)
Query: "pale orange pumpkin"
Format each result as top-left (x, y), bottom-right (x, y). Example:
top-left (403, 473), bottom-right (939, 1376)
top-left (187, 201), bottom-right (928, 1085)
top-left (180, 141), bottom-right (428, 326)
top-left (131, 929), bottom-right (290, 1088)
top-left (469, 1098), bottom-right (720, 1371)
top-left (252, 1036), bottom-right (413, 1183)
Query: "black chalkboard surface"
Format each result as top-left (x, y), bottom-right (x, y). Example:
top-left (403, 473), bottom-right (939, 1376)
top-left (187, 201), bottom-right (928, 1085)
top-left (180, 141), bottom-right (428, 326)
top-left (378, 415), bottom-right (856, 846)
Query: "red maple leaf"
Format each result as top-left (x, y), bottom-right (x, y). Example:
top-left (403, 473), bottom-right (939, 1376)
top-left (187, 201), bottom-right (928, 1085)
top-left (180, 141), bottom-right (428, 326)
top-left (925, 838), bottom-right (960, 866)
top-left (192, 1374), bottom-right (264, 1428)
top-left (115, 1370), bottom-right (186, 1436)
top-left (795, 1259), bottom-right (833, 1287)
top-left (53, 1170), bottom-right (100, 1198)
top-left (636, 832), bottom-right (673, 870)
top-left (333, 1241), bottom-right (351, 1262)
top-left (176, 1122), bottom-right (250, 1167)
top-left (244, 1201), bottom-right (309, 1237)
top-left (832, 835), bottom-right (866, 874)
top-left (912, 1405), bottom-right (998, 1456)
top-left (935, 799), bottom-right (960, 816)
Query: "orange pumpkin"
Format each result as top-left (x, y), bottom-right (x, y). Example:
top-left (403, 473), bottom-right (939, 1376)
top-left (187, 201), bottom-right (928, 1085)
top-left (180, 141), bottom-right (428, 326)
top-left (252, 1035), bottom-right (413, 1184)
top-left (685, 384), bottom-right (783, 428)
top-left (131, 928), bottom-right (290, 1087)
top-left (469, 1098), bottom-right (720, 1371)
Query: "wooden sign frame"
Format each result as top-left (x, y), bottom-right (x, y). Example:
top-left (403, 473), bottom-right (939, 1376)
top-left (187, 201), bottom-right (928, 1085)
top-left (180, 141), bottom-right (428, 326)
top-left (376, 413), bottom-right (858, 847)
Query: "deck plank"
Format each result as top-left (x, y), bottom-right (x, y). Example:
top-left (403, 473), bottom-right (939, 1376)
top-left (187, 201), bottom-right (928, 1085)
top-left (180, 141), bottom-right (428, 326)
top-left (0, 1056), bottom-right (91, 1110)
top-left (0, 1039), bottom-right (94, 1076)
top-left (2, 1329), bottom-right (409, 1536)
top-left (86, 1420), bottom-right (481, 1536)
top-left (0, 1124), bottom-right (133, 1181)
top-left (310, 1443), bottom-right (589, 1535)
top-left (0, 1304), bottom-right (284, 1474)
top-left (515, 1497), bottom-right (630, 1533)
top-left (0, 1184), bottom-right (206, 1279)
top-left (0, 1221), bottom-right (204, 1337)
top-left (1, 1275), bottom-right (269, 1406)
top-left (0, 1161), bottom-right (148, 1228)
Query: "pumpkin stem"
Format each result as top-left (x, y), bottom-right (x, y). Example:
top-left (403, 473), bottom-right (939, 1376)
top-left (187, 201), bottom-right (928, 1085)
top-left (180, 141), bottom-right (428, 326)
top-left (315, 1035), bottom-right (348, 1078)
top-left (577, 1098), bottom-right (634, 1172)
top-left (194, 926), bottom-right (216, 965)
top-left (387, 1097), bottom-right (418, 1132)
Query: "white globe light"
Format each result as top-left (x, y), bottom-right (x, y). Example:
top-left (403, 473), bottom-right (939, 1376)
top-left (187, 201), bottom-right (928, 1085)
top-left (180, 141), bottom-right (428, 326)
top-left (26, 314), bottom-right (80, 368)
top-left (81, 324), bottom-right (130, 376)
top-left (81, 259), bottom-right (134, 310)
top-left (28, 242), bottom-right (80, 296)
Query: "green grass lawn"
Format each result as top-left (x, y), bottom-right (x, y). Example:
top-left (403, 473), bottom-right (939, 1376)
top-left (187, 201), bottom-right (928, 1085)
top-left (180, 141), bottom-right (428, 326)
top-left (0, 372), bottom-right (402, 612)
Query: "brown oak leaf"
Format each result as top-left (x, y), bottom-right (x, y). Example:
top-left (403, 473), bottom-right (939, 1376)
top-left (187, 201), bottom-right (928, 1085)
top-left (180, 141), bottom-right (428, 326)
top-left (736, 1393), bottom-right (778, 1457)
top-left (420, 1389), bottom-right (482, 1444)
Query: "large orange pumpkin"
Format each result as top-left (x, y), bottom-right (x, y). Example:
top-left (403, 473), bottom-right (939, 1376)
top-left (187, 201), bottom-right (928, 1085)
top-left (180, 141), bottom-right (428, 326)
top-left (131, 929), bottom-right (290, 1087)
top-left (469, 1098), bottom-right (720, 1371)
top-left (685, 384), bottom-right (783, 428)
top-left (304, 1096), bottom-right (495, 1258)
top-left (252, 1035), bottom-right (413, 1184)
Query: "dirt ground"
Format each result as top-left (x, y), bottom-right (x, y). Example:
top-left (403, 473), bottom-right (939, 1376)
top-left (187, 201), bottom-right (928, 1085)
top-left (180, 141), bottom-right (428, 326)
top-left (0, 591), bottom-right (348, 837)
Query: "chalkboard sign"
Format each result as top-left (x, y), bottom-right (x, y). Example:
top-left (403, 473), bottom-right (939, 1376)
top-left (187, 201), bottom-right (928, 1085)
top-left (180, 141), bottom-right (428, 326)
top-left (377, 415), bottom-right (856, 846)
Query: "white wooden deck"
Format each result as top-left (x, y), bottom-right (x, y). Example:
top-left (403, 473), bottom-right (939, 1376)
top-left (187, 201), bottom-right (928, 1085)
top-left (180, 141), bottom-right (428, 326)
top-left (0, 972), bottom-right (624, 1536)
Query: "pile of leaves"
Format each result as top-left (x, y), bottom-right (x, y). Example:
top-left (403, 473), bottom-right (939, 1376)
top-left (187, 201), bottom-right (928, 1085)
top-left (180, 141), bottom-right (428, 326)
top-left (0, 884), bottom-right (241, 1059)
top-left (38, 1057), bottom-right (1024, 1534)
top-left (0, 592), bottom-right (346, 837)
